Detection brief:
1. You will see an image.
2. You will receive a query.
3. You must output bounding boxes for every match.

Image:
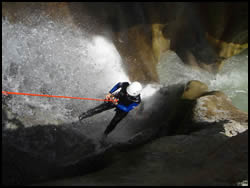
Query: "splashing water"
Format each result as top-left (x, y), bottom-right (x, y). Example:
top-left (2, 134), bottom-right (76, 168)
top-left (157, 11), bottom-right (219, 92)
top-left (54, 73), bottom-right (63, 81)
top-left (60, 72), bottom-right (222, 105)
top-left (2, 17), bottom-right (129, 127)
top-left (140, 84), bottom-right (161, 99)
top-left (157, 50), bottom-right (248, 112)
top-left (210, 50), bottom-right (248, 112)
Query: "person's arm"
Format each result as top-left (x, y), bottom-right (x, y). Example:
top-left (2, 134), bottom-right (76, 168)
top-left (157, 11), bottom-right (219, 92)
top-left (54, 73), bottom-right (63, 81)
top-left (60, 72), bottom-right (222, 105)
top-left (109, 82), bottom-right (122, 94)
top-left (116, 102), bottom-right (139, 112)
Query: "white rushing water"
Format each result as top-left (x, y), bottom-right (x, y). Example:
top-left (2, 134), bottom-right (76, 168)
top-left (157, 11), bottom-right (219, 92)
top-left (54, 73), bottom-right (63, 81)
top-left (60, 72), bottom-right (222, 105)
top-left (157, 50), bottom-right (248, 112)
top-left (2, 17), bottom-right (129, 127)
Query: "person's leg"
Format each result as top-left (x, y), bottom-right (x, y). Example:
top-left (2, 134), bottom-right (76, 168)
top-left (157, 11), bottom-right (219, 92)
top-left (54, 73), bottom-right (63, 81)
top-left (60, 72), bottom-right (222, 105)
top-left (103, 110), bottom-right (128, 136)
top-left (79, 102), bottom-right (115, 121)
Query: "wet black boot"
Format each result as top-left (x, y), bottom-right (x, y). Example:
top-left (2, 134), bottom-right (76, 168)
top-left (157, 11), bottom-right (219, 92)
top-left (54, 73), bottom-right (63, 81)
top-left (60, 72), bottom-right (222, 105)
top-left (79, 102), bottom-right (115, 121)
top-left (79, 111), bottom-right (92, 121)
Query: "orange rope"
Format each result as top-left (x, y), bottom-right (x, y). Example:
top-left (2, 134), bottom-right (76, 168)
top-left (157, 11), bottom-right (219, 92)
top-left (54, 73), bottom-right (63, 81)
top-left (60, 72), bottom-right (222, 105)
top-left (2, 91), bottom-right (117, 102)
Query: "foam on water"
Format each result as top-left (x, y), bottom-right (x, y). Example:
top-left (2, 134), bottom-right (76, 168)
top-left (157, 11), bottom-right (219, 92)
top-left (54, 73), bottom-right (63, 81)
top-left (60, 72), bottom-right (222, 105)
top-left (157, 50), bottom-right (248, 112)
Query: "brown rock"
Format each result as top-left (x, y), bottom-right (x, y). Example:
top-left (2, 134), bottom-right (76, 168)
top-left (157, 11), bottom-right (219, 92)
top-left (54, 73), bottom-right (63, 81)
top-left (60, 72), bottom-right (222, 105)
top-left (193, 91), bottom-right (248, 127)
top-left (182, 80), bottom-right (209, 100)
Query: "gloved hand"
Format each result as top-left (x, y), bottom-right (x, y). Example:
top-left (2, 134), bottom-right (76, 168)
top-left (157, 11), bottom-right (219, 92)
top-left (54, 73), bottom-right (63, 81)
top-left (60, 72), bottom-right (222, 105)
top-left (105, 93), bottom-right (113, 100)
top-left (105, 93), bottom-right (118, 105)
top-left (112, 97), bottom-right (119, 105)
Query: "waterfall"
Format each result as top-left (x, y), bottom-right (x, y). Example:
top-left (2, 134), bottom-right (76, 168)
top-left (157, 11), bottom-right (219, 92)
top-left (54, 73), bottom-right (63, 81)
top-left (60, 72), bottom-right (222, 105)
top-left (157, 50), bottom-right (248, 112)
top-left (2, 17), bottom-right (129, 127)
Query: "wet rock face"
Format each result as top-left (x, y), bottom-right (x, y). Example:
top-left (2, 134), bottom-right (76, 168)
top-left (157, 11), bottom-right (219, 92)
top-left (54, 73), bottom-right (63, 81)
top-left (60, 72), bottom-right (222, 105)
top-left (37, 123), bottom-right (248, 186)
top-left (2, 121), bottom-right (100, 185)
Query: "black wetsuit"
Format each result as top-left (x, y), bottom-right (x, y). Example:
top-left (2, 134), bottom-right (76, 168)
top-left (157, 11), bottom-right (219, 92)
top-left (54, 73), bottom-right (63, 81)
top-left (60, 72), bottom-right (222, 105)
top-left (79, 82), bottom-right (141, 136)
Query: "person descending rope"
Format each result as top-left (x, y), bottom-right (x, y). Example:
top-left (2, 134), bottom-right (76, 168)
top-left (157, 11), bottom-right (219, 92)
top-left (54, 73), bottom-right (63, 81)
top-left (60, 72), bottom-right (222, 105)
top-left (79, 81), bottom-right (142, 141)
